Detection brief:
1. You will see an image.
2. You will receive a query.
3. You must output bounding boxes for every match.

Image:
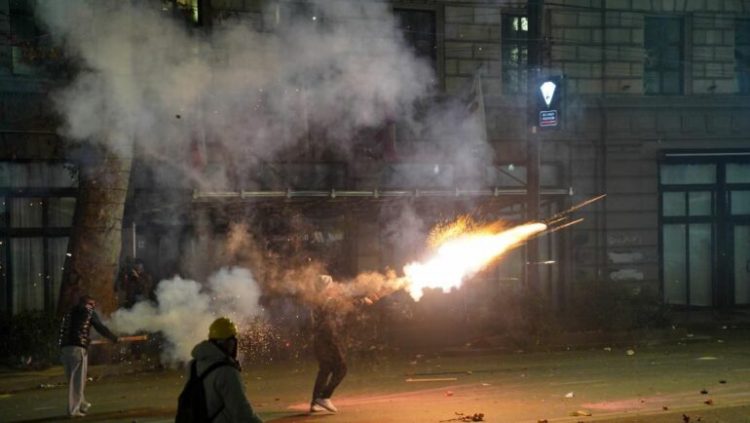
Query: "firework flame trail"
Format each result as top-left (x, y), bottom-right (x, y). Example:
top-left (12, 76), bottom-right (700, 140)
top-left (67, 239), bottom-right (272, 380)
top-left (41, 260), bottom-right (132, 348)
top-left (402, 222), bottom-right (547, 301)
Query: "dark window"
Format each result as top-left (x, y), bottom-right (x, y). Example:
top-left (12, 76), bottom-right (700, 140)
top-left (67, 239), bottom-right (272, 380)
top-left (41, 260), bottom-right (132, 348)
top-left (644, 17), bottom-right (683, 95)
top-left (394, 9), bottom-right (437, 71)
top-left (0, 162), bottom-right (78, 314)
top-left (736, 20), bottom-right (750, 94)
top-left (502, 14), bottom-right (529, 94)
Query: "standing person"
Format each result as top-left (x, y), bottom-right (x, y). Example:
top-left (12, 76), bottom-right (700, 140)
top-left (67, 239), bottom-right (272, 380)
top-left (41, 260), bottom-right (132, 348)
top-left (178, 317), bottom-right (263, 423)
top-left (309, 297), bottom-right (347, 413)
top-left (309, 275), bottom-right (379, 414)
top-left (59, 295), bottom-right (119, 418)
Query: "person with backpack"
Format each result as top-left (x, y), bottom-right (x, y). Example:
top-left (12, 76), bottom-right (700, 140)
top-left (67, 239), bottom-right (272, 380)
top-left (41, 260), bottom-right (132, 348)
top-left (176, 317), bottom-right (263, 423)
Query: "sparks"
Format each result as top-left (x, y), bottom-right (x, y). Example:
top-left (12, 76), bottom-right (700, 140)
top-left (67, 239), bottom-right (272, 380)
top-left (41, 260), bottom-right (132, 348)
top-left (403, 222), bottom-right (547, 301)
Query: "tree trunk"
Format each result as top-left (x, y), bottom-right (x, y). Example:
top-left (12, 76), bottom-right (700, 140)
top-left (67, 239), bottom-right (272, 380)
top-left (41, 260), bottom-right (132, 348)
top-left (58, 147), bottom-right (132, 316)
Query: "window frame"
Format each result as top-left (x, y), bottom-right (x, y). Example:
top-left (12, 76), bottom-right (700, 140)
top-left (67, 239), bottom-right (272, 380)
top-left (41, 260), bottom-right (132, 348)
top-left (0, 160), bottom-right (78, 314)
top-left (644, 16), bottom-right (685, 96)
top-left (501, 11), bottom-right (529, 95)
top-left (392, 2), bottom-right (444, 91)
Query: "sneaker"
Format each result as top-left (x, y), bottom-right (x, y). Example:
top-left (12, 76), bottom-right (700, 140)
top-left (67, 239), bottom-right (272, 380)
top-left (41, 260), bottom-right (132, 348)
top-left (314, 398), bottom-right (338, 413)
top-left (80, 402), bottom-right (91, 413)
top-left (309, 402), bottom-right (325, 413)
top-left (69, 410), bottom-right (86, 418)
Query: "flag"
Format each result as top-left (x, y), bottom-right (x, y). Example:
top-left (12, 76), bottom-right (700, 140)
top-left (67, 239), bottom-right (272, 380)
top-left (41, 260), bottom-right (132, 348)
top-left (465, 68), bottom-right (488, 147)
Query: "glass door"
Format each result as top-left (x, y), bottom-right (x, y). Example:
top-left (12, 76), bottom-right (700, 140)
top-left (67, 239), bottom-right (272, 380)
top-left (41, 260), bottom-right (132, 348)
top-left (734, 224), bottom-right (750, 305)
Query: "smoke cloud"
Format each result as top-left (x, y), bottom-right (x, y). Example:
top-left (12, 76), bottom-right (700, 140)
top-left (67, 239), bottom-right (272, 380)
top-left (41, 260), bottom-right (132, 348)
top-left (109, 267), bottom-right (262, 364)
top-left (35, 0), bottom-right (440, 188)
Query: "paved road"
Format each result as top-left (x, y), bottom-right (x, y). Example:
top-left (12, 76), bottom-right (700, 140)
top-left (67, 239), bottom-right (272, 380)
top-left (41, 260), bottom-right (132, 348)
top-left (2, 338), bottom-right (750, 422)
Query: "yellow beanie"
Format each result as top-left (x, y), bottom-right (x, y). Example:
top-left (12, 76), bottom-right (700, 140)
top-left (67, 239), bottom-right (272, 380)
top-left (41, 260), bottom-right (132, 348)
top-left (208, 317), bottom-right (238, 340)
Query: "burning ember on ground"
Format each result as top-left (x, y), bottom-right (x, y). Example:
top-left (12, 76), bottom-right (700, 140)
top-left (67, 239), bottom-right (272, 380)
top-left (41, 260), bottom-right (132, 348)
top-left (402, 221), bottom-right (547, 301)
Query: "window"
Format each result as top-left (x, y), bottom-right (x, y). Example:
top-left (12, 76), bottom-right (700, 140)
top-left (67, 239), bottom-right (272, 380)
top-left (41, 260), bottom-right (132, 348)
top-left (644, 17), bottom-right (683, 95)
top-left (502, 14), bottom-right (528, 94)
top-left (0, 162), bottom-right (78, 314)
top-left (394, 9), bottom-right (437, 71)
top-left (660, 157), bottom-right (750, 308)
top-left (736, 20), bottom-right (750, 94)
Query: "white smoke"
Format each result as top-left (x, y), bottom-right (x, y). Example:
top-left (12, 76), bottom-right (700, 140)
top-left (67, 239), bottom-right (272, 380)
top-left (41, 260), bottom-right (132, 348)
top-left (35, 0), bottom-right (437, 188)
top-left (109, 267), bottom-right (262, 365)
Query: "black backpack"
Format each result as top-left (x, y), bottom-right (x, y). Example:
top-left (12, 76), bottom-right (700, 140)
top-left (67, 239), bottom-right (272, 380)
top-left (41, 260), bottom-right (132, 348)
top-left (175, 360), bottom-right (232, 423)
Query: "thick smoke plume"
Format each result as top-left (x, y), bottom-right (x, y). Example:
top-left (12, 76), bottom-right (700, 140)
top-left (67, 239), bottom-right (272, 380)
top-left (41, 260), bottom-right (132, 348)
top-left (35, 0), bottom-right (499, 357)
top-left (109, 267), bottom-right (262, 364)
top-left (36, 0), bottom-right (438, 188)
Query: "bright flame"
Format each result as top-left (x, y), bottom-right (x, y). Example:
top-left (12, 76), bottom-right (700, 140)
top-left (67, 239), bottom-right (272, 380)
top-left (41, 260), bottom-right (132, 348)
top-left (403, 222), bottom-right (547, 301)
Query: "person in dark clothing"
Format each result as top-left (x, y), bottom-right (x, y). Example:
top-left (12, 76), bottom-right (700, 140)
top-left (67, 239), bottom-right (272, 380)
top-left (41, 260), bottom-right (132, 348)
top-left (310, 301), bottom-right (347, 413)
top-left (120, 258), bottom-right (153, 307)
top-left (59, 295), bottom-right (119, 418)
top-left (309, 275), bottom-right (379, 414)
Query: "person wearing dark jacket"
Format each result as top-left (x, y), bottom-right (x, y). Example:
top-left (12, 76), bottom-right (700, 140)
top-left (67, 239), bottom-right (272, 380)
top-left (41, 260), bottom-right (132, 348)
top-left (310, 299), bottom-right (347, 413)
top-left (185, 317), bottom-right (263, 423)
top-left (58, 295), bottom-right (119, 417)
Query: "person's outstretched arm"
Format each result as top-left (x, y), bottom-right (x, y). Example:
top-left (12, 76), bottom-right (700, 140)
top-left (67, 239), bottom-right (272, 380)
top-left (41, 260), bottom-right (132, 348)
top-left (91, 312), bottom-right (119, 343)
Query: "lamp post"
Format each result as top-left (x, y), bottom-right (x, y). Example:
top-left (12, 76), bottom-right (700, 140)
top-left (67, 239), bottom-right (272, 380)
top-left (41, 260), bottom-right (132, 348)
top-left (526, 0), bottom-right (544, 291)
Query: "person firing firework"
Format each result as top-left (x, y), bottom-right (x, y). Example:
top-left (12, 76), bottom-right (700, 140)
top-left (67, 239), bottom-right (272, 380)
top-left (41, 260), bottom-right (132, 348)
top-left (309, 274), bottom-right (385, 414)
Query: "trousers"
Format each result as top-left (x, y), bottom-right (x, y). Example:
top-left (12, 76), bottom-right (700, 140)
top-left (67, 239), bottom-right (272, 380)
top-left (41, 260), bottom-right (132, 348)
top-left (61, 346), bottom-right (88, 415)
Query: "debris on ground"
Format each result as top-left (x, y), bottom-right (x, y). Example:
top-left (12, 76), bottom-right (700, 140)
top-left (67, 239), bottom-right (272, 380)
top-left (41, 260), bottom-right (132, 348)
top-left (405, 377), bottom-right (458, 382)
top-left (603, 347), bottom-right (612, 352)
top-left (445, 390), bottom-right (454, 397)
top-left (564, 391), bottom-right (574, 398)
top-left (704, 399), bottom-right (713, 405)
top-left (700, 389), bottom-right (708, 394)
top-left (626, 349), bottom-right (635, 356)
top-left (439, 412), bottom-right (484, 422)
top-left (570, 410), bottom-right (592, 417)
top-left (662, 406), bottom-right (669, 410)
top-left (38, 384), bottom-right (56, 389)
top-left (719, 380), bottom-right (727, 384)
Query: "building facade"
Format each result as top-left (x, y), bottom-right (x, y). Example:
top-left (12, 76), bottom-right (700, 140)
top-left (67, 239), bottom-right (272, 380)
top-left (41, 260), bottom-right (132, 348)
top-left (1, 0), bottom-right (749, 318)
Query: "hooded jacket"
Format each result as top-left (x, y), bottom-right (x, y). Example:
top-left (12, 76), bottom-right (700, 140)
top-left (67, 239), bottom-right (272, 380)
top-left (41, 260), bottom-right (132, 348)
top-left (189, 340), bottom-right (263, 423)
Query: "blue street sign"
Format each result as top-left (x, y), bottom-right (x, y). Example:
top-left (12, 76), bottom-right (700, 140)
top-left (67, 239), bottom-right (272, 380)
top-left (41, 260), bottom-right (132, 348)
top-left (539, 110), bottom-right (558, 127)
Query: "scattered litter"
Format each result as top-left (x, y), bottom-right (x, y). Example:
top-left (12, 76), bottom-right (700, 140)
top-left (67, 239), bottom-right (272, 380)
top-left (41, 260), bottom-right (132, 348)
top-left (87, 377), bottom-right (93, 382)
top-left (719, 380), bottom-right (727, 384)
top-left (446, 391), bottom-right (454, 397)
top-left (603, 347), bottom-right (612, 352)
top-left (439, 411), bottom-right (484, 422)
top-left (626, 349), bottom-right (635, 356)
top-left (571, 410), bottom-right (592, 417)
top-left (704, 399), bottom-right (713, 405)
top-left (565, 392), bottom-right (574, 398)
top-left (405, 377), bottom-right (458, 383)
top-left (717, 339), bottom-right (725, 343)
top-left (700, 389), bottom-right (708, 394)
